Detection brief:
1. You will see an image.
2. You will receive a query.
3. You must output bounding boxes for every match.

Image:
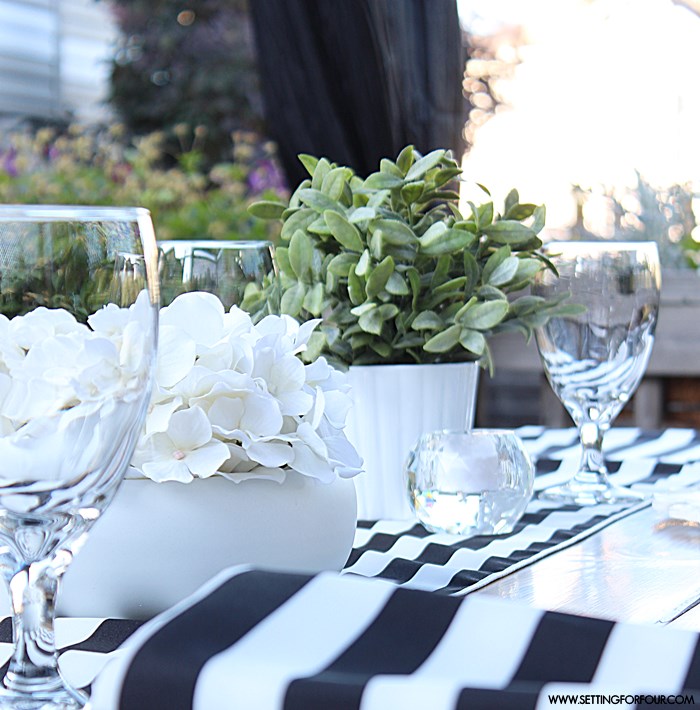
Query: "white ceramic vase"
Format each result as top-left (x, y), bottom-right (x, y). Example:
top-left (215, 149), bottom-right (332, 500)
top-left (50, 472), bottom-right (356, 619)
top-left (344, 361), bottom-right (480, 520)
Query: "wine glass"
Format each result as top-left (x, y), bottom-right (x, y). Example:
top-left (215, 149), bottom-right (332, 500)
top-left (533, 241), bottom-right (661, 505)
top-left (158, 239), bottom-right (278, 315)
top-left (0, 205), bottom-right (159, 708)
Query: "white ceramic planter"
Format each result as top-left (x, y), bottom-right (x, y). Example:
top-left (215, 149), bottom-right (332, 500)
top-left (52, 473), bottom-right (356, 619)
top-left (344, 361), bottom-right (480, 520)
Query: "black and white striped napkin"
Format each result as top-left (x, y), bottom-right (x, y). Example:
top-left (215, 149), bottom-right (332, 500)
top-left (88, 567), bottom-right (700, 710)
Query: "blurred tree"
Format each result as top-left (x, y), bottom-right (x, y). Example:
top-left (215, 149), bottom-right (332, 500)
top-left (109, 0), bottom-right (263, 163)
top-left (249, 0), bottom-right (468, 185)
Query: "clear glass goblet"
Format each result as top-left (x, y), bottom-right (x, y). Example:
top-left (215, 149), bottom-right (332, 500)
top-left (533, 241), bottom-right (661, 505)
top-left (0, 205), bottom-right (159, 708)
top-left (158, 239), bottom-right (278, 315)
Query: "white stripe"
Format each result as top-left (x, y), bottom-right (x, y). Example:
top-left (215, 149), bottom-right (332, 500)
top-left (533, 458), bottom-right (582, 490)
top-left (193, 572), bottom-right (396, 710)
top-left (55, 617), bottom-right (105, 648)
top-left (362, 597), bottom-right (544, 710)
top-left (609, 459), bottom-right (658, 486)
top-left (59, 649), bottom-right (123, 690)
top-left (591, 622), bottom-right (699, 691)
top-left (613, 429), bottom-right (696, 459)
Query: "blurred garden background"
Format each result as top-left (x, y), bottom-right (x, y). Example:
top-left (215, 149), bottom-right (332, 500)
top-left (2, 0), bottom-right (700, 424)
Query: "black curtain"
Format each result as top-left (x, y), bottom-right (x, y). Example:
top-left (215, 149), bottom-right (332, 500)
top-left (249, 0), bottom-right (467, 185)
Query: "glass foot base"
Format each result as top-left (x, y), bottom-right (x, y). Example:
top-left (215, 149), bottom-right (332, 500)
top-left (538, 479), bottom-right (647, 506)
top-left (0, 685), bottom-right (87, 709)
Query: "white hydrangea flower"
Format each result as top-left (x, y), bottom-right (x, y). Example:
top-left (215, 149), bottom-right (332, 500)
top-left (129, 291), bottom-right (362, 485)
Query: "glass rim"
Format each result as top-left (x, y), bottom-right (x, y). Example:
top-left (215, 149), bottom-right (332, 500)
top-left (157, 239), bottom-right (274, 249)
top-left (420, 428), bottom-right (519, 438)
top-left (542, 240), bottom-right (659, 252)
top-left (0, 205), bottom-right (151, 221)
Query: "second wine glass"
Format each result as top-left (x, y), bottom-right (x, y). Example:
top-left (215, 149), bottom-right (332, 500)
top-left (533, 241), bottom-right (661, 505)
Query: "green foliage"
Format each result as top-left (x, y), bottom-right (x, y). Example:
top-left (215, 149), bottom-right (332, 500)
top-left (0, 232), bottom-right (116, 321)
top-left (250, 146), bottom-right (569, 369)
top-left (0, 124), bottom-right (286, 243)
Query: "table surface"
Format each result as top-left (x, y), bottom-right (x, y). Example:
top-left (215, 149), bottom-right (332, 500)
top-left (476, 504), bottom-right (700, 630)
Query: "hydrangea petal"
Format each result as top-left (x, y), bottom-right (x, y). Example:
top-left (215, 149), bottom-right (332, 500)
top-left (185, 439), bottom-right (230, 478)
top-left (157, 325), bottom-right (196, 388)
top-left (167, 407), bottom-right (212, 450)
top-left (160, 292), bottom-right (225, 347)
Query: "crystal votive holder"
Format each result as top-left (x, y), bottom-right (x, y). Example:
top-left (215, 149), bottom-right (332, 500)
top-left (405, 429), bottom-right (534, 536)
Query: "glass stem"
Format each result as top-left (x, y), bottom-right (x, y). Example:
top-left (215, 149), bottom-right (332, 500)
top-left (575, 420), bottom-right (609, 484)
top-left (3, 562), bottom-right (63, 697)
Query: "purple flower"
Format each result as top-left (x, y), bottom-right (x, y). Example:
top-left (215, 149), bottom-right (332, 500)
top-left (1, 149), bottom-right (18, 177)
top-left (247, 159), bottom-right (286, 195)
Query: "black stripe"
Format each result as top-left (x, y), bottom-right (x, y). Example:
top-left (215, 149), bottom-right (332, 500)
top-left (283, 587), bottom-right (462, 710)
top-left (59, 619), bottom-right (144, 653)
top-left (512, 611), bottom-right (614, 683)
top-left (0, 617), bottom-right (11, 643)
top-left (682, 637), bottom-right (700, 689)
top-left (120, 569), bottom-right (311, 710)
top-left (456, 683), bottom-right (540, 710)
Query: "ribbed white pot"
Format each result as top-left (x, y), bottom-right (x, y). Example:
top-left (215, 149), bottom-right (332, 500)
top-left (345, 362), bottom-right (480, 520)
top-left (52, 473), bottom-right (357, 619)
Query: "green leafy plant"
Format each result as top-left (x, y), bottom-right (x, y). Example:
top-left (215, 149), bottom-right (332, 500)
top-left (250, 146), bottom-right (573, 370)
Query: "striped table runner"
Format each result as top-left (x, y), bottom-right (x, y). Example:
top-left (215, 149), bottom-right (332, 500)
top-left (347, 427), bottom-right (700, 595)
top-left (2, 427), bottom-right (699, 707)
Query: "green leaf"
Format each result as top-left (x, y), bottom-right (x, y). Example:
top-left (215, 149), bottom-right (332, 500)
top-left (307, 217), bottom-right (332, 235)
top-left (411, 311), bottom-right (444, 331)
top-left (355, 249), bottom-right (371, 276)
top-left (298, 188), bottom-right (344, 214)
top-left (488, 255), bottom-right (519, 286)
top-left (433, 276), bottom-right (467, 295)
top-left (374, 219), bottom-right (419, 246)
top-left (482, 221), bottom-right (537, 245)
top-left (327, 253), bottom-right (359, 277)
top-left (349, 206), bottom-right (376, 223)
top-left (459, 300), bottom-right (509, 330)
top-left (350, 301), bottom-right (377, 317)
top-left (385, 271), bottom-right (410, 295)
top-left (531, 205), bottom-right (546, 233)
top-left (280, 283), bottom-right (306, 316)
top-left (406, 267), bottom-right (421, 310)
top-left (424, 324), bottom-right (461, 353)
top-left (482, 246), bottom-right (510, 284)
top-left (347, 269), bottom-right (365, 305)
top-left (365, 255), bottom-right (395, 299)
top-left (303, 282), bottom-right (325, 315)
top-left (477, 285), bottom-right (507, 300)
top-left (464, 251), bottom-right (480, 293)
top-left (324, 210), bottom-right (364, 252)
top-left (419, 227), bottom-right (475, 256)
top-left (358, 304), bottom-right (397, 335)
top-left (364, 172), bottom-right (405, 190)
top-left (401, 181), bottom-right (424, 205)
top-left (380, 159), bottom-right (403, 177)
top-left (406, 149), bottom-right (445, 181)
top-left (369, 340), bottom-right (392, 358)
top-left (311, 158), bottom-right (331, 190)
top-left (396, 145), bottom-right (415, 174)
top-left (504, 188), bottom-right (519, 215)
top-left (288, 230), bottom-right (313, 280)
top-left (459, 328), bottom-right (486, 355)
top-left (298, 154), bottom-right (319, 177)
top-left (505, 203), bottom-right (537, 220)
top-left (274, 246), bottom-right (293, 277)
top-left (281, 208), bottom-right (316, 241)
top-left (321, 167), bottom-right (351, 200)
top-left (247, 201), bottom-right (287, 219)
top-left (477, 202), bottom-right (494, 227)
top-left (433, 167), bottom-right (463, 188)
top-left (513, 257), bottom-right (543, 282)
